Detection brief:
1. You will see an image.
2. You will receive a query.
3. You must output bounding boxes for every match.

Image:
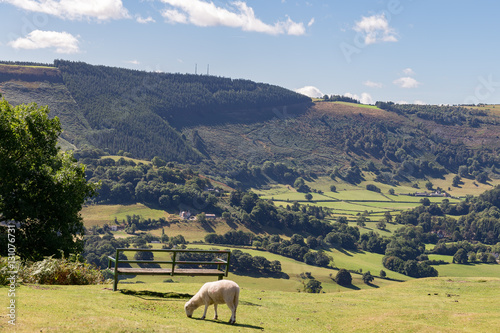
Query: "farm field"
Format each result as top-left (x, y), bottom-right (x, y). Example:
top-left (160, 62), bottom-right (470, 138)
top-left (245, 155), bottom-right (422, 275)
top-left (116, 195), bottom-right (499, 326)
top-left (254, 175), bottom-right (467, 219)
top-left (7, 277), bottom-right (500, 332)
top-left (81, 204), bottom-right (171, 227)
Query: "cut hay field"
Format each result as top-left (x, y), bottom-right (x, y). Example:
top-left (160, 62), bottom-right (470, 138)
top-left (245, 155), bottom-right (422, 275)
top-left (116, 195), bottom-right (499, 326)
top-left (5, 277), bottom-right (500, 332)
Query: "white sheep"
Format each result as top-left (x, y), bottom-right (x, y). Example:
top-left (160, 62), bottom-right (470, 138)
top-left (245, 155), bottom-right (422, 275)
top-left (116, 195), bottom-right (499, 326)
top-left (184, 279), bottom-right (240, 324)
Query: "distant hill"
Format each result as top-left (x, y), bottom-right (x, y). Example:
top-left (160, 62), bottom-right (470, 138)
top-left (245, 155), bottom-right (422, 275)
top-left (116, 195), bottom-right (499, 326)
top-left (1, 60), bottom-right (499, 187)
top-left (0, 60), bottom-right (310, 162)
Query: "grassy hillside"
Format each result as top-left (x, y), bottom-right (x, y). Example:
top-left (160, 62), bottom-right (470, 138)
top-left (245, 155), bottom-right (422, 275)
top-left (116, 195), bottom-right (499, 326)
top-left (5, 277), bottom-right (500, 332)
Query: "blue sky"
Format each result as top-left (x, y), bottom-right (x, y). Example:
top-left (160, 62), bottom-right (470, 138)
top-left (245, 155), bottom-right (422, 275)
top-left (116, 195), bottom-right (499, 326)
top-left (1, 0), bottom-right (500, 105)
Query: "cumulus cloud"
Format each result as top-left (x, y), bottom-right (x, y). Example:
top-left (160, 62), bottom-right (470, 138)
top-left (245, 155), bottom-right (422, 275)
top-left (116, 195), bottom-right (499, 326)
top-left (136, 15), bottom-right (156, 24)
top-left (1, 0), bottom-right (130, 20)
top-left (353, 13), bottom-right (398, 45)
top-left (344, 92), bottom-right (374, 105)
top-left (403, 67), bottom-right (415, 76)
top-left (8, 30), bottom-right (80, 53)
top-left (160, 0), bottom-right (307, 35)
top-left (295, 86), bottom-right (323, 98)
top-left (125, 60), bottom-right (140, 65)
top-left (393, 77), bottom-right (421, 89)
top-left (363, 80), bottom-right (383, 88)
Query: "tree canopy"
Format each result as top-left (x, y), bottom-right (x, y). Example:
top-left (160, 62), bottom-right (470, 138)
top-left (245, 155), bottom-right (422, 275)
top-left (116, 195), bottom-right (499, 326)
top-left (0, 98), bottom-right (96, 261)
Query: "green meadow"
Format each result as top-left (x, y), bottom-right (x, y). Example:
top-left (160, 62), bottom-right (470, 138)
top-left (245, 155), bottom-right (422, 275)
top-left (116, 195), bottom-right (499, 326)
top-left (5, 277), bottom-right (500, 332)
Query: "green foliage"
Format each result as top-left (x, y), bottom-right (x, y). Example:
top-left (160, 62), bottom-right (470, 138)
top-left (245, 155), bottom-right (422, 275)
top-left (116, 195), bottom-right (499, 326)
top-left (18, 256), bottom-right (105, 285)
top-left (54, 60), bottom-right (309, 162)
top-left (229, 249), bottom-right (283, 277)
top-left (0, 99), bottom-right (97, 261)
top-left (453, 248), bottom-right (468, 264)
top-left (303, 278), bottom-right (323, 293)
top-left (366, 184), bottom-right (381, 193)
top-left (362, 271), bottom-right (374, 284)
top-left (294, 177), bottom-right (310, 193)
top-left (335, 268), bottom-right (352, 286)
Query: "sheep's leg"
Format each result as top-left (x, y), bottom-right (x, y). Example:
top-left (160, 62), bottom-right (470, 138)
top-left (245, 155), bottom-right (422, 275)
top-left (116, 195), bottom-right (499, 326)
top-left (227, 302), bottom-right (236, 324)
top-left (213, 304), bottom-right (218, 320)
top-left (201, 304), bottom-right (208, 320)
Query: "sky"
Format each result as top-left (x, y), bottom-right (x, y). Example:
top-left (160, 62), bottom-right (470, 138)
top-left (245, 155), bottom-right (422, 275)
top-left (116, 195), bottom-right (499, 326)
top-left (1, 0), bottom-right (500, 105)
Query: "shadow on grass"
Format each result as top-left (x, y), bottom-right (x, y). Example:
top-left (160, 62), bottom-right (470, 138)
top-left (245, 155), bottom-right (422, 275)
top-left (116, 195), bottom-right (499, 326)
top-left (119, 289), bottom-right (193, 301)
top-left (190, 317), bottom-right (264, 330)
top-left (341, 284), bottom-right (360, 290)
top-left (366, 282), bottom-right (379, 288)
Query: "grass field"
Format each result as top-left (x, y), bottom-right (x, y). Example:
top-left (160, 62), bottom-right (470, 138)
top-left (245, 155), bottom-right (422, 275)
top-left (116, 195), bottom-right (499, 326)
top-left (81, 204), bottom-right (171, 227)
top-left (5, 277), bottom-right (500, 332)
top-left (253, 173), bottom-right (500, 223)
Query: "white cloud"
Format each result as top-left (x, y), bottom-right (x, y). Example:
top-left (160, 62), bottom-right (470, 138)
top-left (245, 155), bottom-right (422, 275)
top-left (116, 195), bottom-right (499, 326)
top-left (363, 80), bottom-right (383, 88)
top-left (393, 77), bottom-right (421, 88)
top-left (125, 60), bottom-right (140, 65)
top-left (345, 92), bottom-right (373, 105)
top-left (307, 18), bottom-right (315, 27)
top-left (162, 9), bottom-right (188, 23)
top-left (403, 67), bottom-right (415, 76)
top-left (360, 92), bottom-right (373, 105)
top-left (160, 0), bottom-right (307, 35)
top-left (353, 13), bottom-right (398, 45)
top-left (413, 100), bottom-right (426, 105)
top-left (2, 0), bottom-right (130, 20)
top-left (136, 15), bottom-right (156, 24)
top-left (8, 30), bottom-right (80, 53)
top-left (295, 86), bottom-right (323, 98)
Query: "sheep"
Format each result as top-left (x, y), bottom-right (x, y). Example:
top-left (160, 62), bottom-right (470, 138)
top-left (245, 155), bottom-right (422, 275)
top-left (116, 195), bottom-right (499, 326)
top-left (184, 280), bottom-right (240, 324)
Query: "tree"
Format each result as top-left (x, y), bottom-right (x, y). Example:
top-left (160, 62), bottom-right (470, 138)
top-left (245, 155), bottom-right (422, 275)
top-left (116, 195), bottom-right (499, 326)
top-left (425, 181), bottom-right (434, 190)
top-left (362, 271), bottom-right (374, 284)
top-left (196, 212), bottom-right (207, 224)
top-left (452, 175), bottom-right (461, 187)
top-left (420, 198), bottom-right (431, 206)
top-left (384, 211), bottom-right (393, 223)
top-left (0, 99), bottom-right (96, 261)
top-left (294, 177), bottom-right (310, 193)
top-left (376, 219), bottom-right (386, 230)
top-left (458, 165), bottom-right (469, 178)
top-left (330, 185), bottom-right (337, 192)
top-left (303, 279), bottom-right (322, 293)
top-left (335, 268), bottom-right (352, 286)
top-left (453, 248), bottom-right (468, 264)
top-left (305, 193), bottom-right (313, 201)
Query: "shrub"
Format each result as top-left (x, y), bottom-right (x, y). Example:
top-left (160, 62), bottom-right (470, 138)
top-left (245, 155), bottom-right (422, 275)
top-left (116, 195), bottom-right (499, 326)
top-left (335, 268), bottom-right (352, 286)
top-left (362, 271), bottom-right (374, 284)
top-left (18, 256), bottom-right (105, 285)
top-left (303, 279), bottom-right (322, 293)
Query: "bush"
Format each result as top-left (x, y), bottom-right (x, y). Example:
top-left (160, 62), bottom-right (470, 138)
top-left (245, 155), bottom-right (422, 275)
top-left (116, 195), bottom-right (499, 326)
top-left (366, 184), bottom-right (381, 193)
top-left (18, 256), bottom-right (105, 285)
top-left (303, 279), bottom-right (322, 293)
top-left (335, 268), bottom-right (352, 286)
top-left (362, 271), bottom-right (374, 284)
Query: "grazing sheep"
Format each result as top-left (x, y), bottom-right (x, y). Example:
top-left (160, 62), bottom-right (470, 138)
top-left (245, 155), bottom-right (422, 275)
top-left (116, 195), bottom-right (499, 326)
top-left (184, 280), bottom-right (240, 324)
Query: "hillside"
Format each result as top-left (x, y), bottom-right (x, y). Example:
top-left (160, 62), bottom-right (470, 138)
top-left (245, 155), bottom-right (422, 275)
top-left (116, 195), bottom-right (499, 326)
top-left (2, 61), bottom-right (499, 187)
top-left (6, 277), bottom-right (500, 332)
top-left (0, 61), bottom-right (310, 162)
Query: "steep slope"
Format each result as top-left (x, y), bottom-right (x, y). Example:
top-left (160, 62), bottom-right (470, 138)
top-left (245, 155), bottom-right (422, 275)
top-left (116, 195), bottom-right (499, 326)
top-left (0, 64), bottom-right (90, 148)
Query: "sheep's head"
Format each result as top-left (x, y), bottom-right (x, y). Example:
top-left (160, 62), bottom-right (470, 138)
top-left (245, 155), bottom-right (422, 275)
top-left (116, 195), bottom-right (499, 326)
top-left (184, 301), bottom-right (195, 318)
